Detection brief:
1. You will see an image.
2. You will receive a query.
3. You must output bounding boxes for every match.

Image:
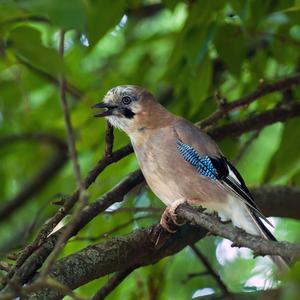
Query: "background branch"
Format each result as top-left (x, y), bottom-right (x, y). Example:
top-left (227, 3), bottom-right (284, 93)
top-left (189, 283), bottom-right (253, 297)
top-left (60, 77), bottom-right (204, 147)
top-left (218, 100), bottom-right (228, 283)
top-left (200, 73), bottom-right (300, 128)
top-left (0, 134), bottom-right (68, 222)
top-left (91, 268), bottom-right (135, 300)
top-left (208, 101), bottom-right (300, 140)
top-left (17, 56), bottom-right (82, 99)
top-left (104, 121), bottom-right (114, 157)
top-left (190, 245), bottom-right (231, 298)
top-left (39, 29), bottom-right (87, 278)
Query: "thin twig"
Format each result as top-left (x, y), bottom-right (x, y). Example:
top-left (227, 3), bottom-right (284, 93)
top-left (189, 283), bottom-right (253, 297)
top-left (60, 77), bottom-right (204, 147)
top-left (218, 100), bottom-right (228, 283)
top-left (38, 115), bottom-right (117, 278)
top-left (6, 254), bottom-right (18, 261)
top-left (91, 268), bottom-right (135, 300)
top-left (39, 29), bottom-right (87, 278)
top-left (181, 271), bottom-right (209, 284)
top-left (199, 73), bottom-right (300, 128)
top-left (0, 278), bottom-right (86, 300)
top-left (106, 207), bottom-right (161, 215)
top-left (0, 262), bottom-right (12, 273)
top-left (73, 214), bottom-right (159, 242)
top-left (190, 245), bottom-right (231, 297)
top-left (0, 134), bottom-right (68, 222)
top-left (214, 91), bottom-right (227, 109)
top-left (105, 121), bottom-right (114, 157)
top-left (58, 30), bottom-right (82, 190)
top-left (208, 101), bottom-right (300, 140)
top-left (17, 56), bottom-right (82, 99)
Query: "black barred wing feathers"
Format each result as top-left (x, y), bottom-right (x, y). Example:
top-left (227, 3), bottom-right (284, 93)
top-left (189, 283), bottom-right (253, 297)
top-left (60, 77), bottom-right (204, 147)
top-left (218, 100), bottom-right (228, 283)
top-left (176, 139), bottom-right (272, 227)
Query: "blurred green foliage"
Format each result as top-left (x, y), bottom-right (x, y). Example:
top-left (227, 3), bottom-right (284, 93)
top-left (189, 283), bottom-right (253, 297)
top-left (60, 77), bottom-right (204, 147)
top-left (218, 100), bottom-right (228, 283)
top-left (0, 0), bottom-right (300, 299)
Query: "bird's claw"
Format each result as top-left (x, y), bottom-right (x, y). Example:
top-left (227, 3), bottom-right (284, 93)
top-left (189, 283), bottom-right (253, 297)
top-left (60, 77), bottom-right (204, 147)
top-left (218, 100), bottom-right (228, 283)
top-left (159, 209), bottom-right (179, 233)
top-left (159, 199), bottom-right (187, 233)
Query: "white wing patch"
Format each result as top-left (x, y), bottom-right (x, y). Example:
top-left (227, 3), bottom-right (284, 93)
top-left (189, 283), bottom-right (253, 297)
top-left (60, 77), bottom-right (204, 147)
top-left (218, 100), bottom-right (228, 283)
top-left (228, 166), bottom-right (240, 183)
top-left (222, 163), bottom-right (274, 228)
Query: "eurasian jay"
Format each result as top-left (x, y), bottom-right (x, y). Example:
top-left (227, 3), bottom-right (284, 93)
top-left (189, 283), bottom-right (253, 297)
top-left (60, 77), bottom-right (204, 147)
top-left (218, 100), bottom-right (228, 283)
top-left (93, 85), bottom-right (289, 271)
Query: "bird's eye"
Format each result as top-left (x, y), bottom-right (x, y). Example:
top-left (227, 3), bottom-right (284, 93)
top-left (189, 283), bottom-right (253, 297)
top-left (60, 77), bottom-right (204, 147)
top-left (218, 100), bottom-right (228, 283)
top-left (122, 96), bottom-right (132, 105)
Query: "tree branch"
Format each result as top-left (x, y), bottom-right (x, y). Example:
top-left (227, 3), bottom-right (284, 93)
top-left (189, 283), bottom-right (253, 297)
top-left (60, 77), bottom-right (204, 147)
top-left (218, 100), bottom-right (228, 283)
top-left (17, 56), bottom-right (82, 99)
top-left (0, 133), bottom-right (68, 222)
top-left (58, 29), bottom-right (82, 190)
top-left (252, 185), bottom-right (300, 220)
top-left (5, 141), bottom-right (133, 282)
top-left (199, 73), bottom-right (300, 128)
top-left (39, 29), bottom-right (87, 279)
top-left (5, 170), bottom-right (143, 289)
top-left (176, 204), bottom-right (300, 262)
top-left (0, 278), bottom-right (86, 300)
top-left (27, 225), bottom-right (206, 299)
top-left (24, 203), bottom-right (300, 299)
top-left (91, 267), bottom-right (135, 300)
top-left (189, 245), bottom-right (231, 298)
top-left (104, 121), bottom-right (114, 157)
top-left (208, 102), bottom-right (300, 140)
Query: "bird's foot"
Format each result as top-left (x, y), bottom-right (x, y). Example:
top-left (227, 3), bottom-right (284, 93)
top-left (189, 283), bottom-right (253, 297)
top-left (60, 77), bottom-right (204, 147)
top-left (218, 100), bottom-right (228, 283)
top-left (159, 199), bottom-right (187, 233)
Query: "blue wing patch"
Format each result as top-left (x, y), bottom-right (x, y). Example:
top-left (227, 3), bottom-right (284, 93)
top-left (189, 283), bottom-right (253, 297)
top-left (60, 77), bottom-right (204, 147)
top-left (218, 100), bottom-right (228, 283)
top-left (176, 140), bottom-right (275, 228)
top-left (176, 140), bottom-right (218, 180)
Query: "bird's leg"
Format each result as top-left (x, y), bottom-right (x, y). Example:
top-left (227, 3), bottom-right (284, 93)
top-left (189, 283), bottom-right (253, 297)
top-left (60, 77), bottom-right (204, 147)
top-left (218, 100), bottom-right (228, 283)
top-left (159, 209), bottom-right (178, 233)
top-left (160, 198), bottom-right (187, 233)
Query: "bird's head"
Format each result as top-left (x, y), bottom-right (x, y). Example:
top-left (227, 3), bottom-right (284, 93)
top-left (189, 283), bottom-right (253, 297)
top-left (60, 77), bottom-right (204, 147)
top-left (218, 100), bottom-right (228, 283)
top-left (93, 85), bottom-right (171, 135)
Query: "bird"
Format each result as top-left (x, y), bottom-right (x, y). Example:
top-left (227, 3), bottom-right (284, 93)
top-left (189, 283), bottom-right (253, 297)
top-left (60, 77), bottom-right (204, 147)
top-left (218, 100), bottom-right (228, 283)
top-left (92, 85), bottom-right (289, 272)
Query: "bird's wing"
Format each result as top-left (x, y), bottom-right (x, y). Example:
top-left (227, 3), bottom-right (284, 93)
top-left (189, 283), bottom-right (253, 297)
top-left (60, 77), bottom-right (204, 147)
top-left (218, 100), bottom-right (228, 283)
top-left (174, 120), bottom-right (272, 226)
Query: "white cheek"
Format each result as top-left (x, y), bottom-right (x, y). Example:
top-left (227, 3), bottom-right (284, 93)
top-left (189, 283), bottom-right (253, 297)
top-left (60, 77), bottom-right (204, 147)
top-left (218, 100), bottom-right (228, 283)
top-left (106, 116), bottom-right (123, 130)
top-left (106, 116), bottom-right (131, 133)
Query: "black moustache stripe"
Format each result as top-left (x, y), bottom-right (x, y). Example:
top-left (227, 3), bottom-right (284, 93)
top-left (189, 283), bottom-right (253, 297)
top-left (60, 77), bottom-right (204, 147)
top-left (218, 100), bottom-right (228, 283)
top-left (122, 108), bottom-right (135, 119)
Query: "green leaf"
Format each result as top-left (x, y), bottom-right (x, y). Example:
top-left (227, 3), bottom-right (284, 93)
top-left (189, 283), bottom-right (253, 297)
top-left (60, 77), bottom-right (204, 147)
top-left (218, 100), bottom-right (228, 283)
top-left (214, 24), bottom-right (248, 77)
top-left (268, 118), bottom-right (300, 182)
top-left (237, 123), bottom-right (283, 186)
top-left (0, 2), bottom-right (25, 23)
top-left (86, 0), bottom-right (126, 46)
top-left (18, 0), bottom-right (87, 31)
top-left (162, 0), bottom-right (180, 10)
top-left (188, 55), bottom-right (212, 114)
top-left (166, 0), bottom-right (222, 70)
top-left (284, 3), bottom-right (300, 12)
top-left (8, 25), bottom-right (64, 75)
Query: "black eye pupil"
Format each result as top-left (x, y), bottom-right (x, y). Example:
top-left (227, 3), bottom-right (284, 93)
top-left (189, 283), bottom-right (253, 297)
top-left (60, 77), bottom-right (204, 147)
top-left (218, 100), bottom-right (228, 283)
top-left (122, 96), bottom-right (131, 105)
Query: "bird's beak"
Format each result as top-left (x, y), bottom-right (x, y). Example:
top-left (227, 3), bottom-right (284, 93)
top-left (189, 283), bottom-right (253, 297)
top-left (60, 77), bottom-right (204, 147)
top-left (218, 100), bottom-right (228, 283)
top-left (92, 102), bottom-right (118, 117)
